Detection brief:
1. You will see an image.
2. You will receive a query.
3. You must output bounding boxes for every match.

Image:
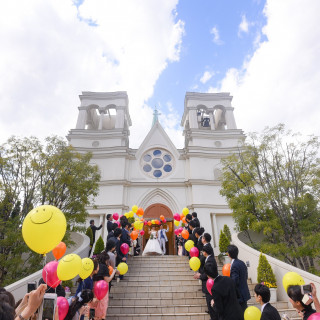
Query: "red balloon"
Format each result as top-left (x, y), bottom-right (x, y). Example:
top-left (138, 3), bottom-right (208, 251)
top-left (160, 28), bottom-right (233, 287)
top-left (174, 229), bottom-right (180, 235)
top-left (174, 213), bottom-right (181, 221)
top-left (57, 297), bottom-right (69, 320)
top-left (94, 280), bottom-right (109, 300)
top-left (52, 242), bottom-right (66, 260)
top-left (120, 243), bottom-right (129, 255)
top-left (42, 261), bottom-right (61, 288)
top-left (181, 230), bottom-right (189, 240)
top-left (140, 230), bottom-right (145, 236)
top-left (206, 278), bottom-right (214, 295)
top-left (113, 213), bottom-right (119, 220)
top-left (309, 313), bottom-right (320, 320)
top-left (222, 263), bottom-right (231, 277)
top-left (190, 247), bottom-right (199, 258)
top-left (144, 221), bottom-right (148, 226)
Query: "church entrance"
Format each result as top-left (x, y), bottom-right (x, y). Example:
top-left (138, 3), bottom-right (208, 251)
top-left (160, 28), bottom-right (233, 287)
top-left (142, 203), bottom-right (175, 255)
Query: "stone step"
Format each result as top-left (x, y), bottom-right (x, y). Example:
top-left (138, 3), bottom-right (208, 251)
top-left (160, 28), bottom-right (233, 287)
top-left (109, 297), bottom-right (207, 307)
top-left (110, 290), bottom-right (206, 299)
top-left (115, 279), bottom-right (200, 286)
top-left (112, 284), bottom-right (201, 293)
top-left (122, 275), bottom-right (198, 281)
top-left (107, 313), bottom-right (210, 320)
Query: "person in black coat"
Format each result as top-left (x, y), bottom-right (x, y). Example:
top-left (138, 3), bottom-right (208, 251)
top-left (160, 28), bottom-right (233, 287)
top-left (120, 222), bottom-right (131, 246)
top-left (194, 246), bottom-right (218, 320)
top-left (38, 278), bottom-right (65, 297)
top-left (107, 223), bottom-right (119, 241)
top-left (109, 228), bottom-right (126, 265)
top-left (89, 219), bottom-right (102, 244)
top-left (185, 214), bottom-right (193, 234)
top-left (106, 214), bottom-right (114, 233)
top-left (204, 263), bottom-right (244, 320)
top-left (194, 227), bottom-right (205, 252)
top-left (227, 245), bottom-right (251, 312)
top-left (188, 220), bottom-right (198, 246)
top-left (254, 284), bottom-right (281, 320)
top-left (191, 212), bottom-right (200, 228)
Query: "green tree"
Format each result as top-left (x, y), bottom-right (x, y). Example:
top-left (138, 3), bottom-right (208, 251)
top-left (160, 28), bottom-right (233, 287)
top-left (93, 236), bottom-right (104, 255)
top-left (219, 230), bottom-right (230, 254)
top-left (0, 136), bottom-right (100, 285)
top-left (257, 253), bottom-right (277, 287)
top-left (223, 224), bottom-right (232, 242)
top-left (220, 124), bottom-right (320, 272)
top-left (85, 226), bottom-right (93, 247)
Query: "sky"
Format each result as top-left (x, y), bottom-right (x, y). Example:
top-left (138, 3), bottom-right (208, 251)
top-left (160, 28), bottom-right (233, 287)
top-left (0, 0), bottom-right (319, 148)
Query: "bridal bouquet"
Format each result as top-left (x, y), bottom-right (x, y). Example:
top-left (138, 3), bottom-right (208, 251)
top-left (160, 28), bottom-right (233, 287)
top-left (150, 234), bottom-right (155, 240)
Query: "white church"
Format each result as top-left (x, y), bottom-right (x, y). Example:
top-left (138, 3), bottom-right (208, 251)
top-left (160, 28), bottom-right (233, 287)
top-left (67, 91), bottom-right (245, 254)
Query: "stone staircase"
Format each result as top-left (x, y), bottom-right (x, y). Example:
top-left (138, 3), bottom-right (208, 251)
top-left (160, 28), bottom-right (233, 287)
top-left (107, 255), bottom-right (299, 320)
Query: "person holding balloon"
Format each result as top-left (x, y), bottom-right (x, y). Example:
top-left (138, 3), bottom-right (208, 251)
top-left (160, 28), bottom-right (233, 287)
top-left (65, 289), bottom-right (94, 320)
top-left (75, 259), bottom-right (99, 297)
top-left (194, 227), bottom-right (205, 252)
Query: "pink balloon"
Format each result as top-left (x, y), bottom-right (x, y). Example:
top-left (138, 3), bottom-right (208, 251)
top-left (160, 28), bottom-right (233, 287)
top-left (115, 221), bottom-right (120, 227)
top-left (42, 261), bottom-right (61, 288)
top-left (120, 243), bottom-right (129, 255)
top-left (140, 230), bottom-right (145, 236)
top-left (163, 219), bottom-right (167, 223)
top-left (57, 297), bottom-right (69, 320)
top-left (113, 213), bottom-right (119, 220)
top-left (178, 227), bottom-right (183, 232)
top-left (174, 213), bottom-right (180, 221)
top-left (144, 221), bottom-right (148, 225)
top-left (309, 313), bottom-right (320, 320)
top-left (190, 247), bottom-right (199, 258)
top-left (174, 229), bottom-right (180, 235)
top-left (206, 278), bottom-right (214, 295)
top-left (94, 280), bottom-right (109, 300)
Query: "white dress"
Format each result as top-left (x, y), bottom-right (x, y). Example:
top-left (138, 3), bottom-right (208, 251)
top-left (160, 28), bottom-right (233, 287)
top-left (142, 231), bottom-right (163, 256)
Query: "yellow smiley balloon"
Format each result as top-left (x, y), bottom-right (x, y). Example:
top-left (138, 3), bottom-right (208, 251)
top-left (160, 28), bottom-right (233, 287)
top-left (79, 258), bottom-right (94, 279)
top-left (22, 205), bottom-right (67, 255)
top-left (57, 254), bottom-right (82, 281)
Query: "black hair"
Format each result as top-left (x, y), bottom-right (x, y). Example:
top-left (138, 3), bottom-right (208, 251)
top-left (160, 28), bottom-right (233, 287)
top-left (203, 233), bottom-right (211, 243)
top-left (0, 290), bottom-right (15, 308)
top-left (0, 302), bottom-right (15, 320)
top-left (107, 214), bottom-right (112, 220)
top-left (65, 289), bottom-right (93, 320)
top-left (90, 220), bottom-right (94, 224)
top-left (106, 239), bottom-right (116, 252)
top-left (203, 245), bottom-right (213, 255)
top-left (112, 223), bottom-right (118, 231)
top-left (192, 212), bottom-right (197, 218)
top-left (121, 221), bottom-right (128, 228)
top-left (194, 227), bottom-right (204, 236)
top-left (114, 228), bottom-right (122, 238)
top-left (189, 220), bottom-right (197, 228)
top-left (186, 214), bottom-right (192, 221)
top-left (254, 284), bottom-right (270, 303)
top-left (204, 262), bottom-right (218, 279)
top-left (287, 285), bottom-right (304, 303)
top-left (227, 245), bottom-right (239, 259)
top-left (98, 251), bottom-right (110, 265)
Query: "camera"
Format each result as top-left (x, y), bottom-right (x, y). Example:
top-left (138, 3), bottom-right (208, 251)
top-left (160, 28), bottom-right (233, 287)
top-left (89, 308), bottom-right (95, 319)
top-left (38, 293), bottom-right (57, 320)
top-left (302, 284), bottom-right (312, 294)
top-left (27, 281), bottom-right (37, 293)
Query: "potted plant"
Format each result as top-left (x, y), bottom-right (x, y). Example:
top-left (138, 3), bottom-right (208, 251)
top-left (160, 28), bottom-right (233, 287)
top-left (218, 230), bottom-right (230, 264)
top-left (257, 252), bottom-right (277, 303)
top-left (223, 224), bottom-right (232, 242)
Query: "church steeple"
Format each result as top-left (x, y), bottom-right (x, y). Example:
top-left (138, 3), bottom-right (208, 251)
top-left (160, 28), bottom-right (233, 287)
top-left (152, 106), bottom-right (161, 127)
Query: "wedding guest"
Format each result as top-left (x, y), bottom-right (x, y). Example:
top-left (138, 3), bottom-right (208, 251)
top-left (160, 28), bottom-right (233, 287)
top-left (107, 223), bottom-right (118, 241)
top-left (287, 285), bottom-right (317, 319)
top-left (106, 239), bottom-right (117, 268)
top-left (65, 289), bottom-right (94, 320)
top-left (202, 233), bottom-right (213, 251)
top-left (120, 222), bottom-right (131, 247)
top-left (194, 227), bottom-right (205, 252)
top-left (204, 263), bottom-right (243, 320)
top-left (106, 214), bottom-right (114, 234)
top-left (185, 214), bottom-right (193, 234)
top-left (227, 245), bottom-right (251, 313)
top-left (76, 259), bottom-right (99, 296)
top-left (192, 212), bottom-right (200, 227)
top-left (38, 277), bottom-right (65, 297)
top-left (188, 220), bottom-right (198, 246)
top-left (254, 284), bottom-right (281, 320)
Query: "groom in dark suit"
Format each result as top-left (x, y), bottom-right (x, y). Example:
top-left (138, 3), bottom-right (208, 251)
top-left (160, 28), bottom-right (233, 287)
top-left (227, 245), bottom-right (251, 313)
top-left (254, 284), bottom-right (281, 320)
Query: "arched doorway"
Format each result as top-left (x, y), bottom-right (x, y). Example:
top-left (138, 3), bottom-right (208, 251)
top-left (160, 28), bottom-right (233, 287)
top-left (142, 203), bottom-right (175, 255)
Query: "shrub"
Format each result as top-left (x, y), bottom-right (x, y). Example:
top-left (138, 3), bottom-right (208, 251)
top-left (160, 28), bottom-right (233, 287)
top-left (257, 252), bottom-right (277, 288)
top-left (219, 230), bottom-right (230, 254)
top-left (223, 224), bottom-right (232, 242)
top-left (85, 227), bottom-right (93, 246)
top-left (93, 236), bottom-right (104, 255)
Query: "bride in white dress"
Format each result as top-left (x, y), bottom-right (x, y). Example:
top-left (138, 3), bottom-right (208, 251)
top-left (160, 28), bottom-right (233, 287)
top-left (142, 227), bottom-right (163, 256)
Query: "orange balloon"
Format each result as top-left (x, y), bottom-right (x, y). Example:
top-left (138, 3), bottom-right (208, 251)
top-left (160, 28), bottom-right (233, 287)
top-left (52, 242), bottom-right (66, 260)
top-left (136, 208), bottom-right (144, 216)
top-left (222, 263), bottom-right (231, 277)
top-left (130, 230), bottom-right (138, 240)
top-left (108, 266), bottom-right (114, 275)
top-left (181, 230), bottom-right (189, 240)
top-left (180, 214), bottom-right (184, 220)
top-left (182, 217), bottom-right (186, 224)
top-left (160, 215), bottom-right (164, 221)
top-left (147, 221), bottom-right (152, 226)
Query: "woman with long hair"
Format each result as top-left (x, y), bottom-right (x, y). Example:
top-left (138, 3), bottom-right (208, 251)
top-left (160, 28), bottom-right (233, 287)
top-left (65, 289), bottom-right (94, 320)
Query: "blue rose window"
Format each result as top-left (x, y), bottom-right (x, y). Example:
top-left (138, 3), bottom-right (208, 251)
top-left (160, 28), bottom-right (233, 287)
top-left (142, 149), bottom-right (174, 178)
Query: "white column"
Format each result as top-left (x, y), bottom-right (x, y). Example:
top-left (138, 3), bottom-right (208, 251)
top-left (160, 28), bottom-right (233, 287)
top-left (225, 107), bottom-right (237, 129)
top-left (189, 109), bottom-right (198, 128)
top-left (209, 111), bottom-right (215, 130)
top-left (115, 108), bottom-right (124, 128)
top-left (76, 108), bottom-right (88, 129)
top-left (98, 112), bottom-right (104, 130)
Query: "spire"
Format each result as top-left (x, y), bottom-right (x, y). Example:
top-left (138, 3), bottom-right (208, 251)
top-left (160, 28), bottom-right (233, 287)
top-left (152, 106), bottom-right (161, 127)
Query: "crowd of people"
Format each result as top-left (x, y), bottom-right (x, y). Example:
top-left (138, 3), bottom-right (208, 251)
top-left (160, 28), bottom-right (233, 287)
top-left (1, 211), bottom-right (320, 320)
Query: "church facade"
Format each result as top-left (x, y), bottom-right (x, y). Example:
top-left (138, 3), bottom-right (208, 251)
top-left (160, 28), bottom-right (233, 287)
top-left (67, 91), bottom-right (245, 253)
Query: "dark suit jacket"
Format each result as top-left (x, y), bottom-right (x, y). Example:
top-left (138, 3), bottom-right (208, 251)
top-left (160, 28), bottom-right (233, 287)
top-left (120, 228), bottom-right (131, 246)
top-left (196, 236), bottom-right (204, 252)
top-left (261, 303), bottom-right (281, 320)
top-left (193, 217), bottom-right (200, 228)
top-left (199, 255), bottom-right (218, 294)
top-left (211, 276), bottom-right (244, 320)
top-left (188, 231), bottom-right (198, 246)
top-left (90, 224), bottom-right (102, 243)
top-left (107, 220), bottom-right (114, 233)
top-left (230, 259), bottom-right (251, 303)
top-left (107, 231), bottom-right (114, 240)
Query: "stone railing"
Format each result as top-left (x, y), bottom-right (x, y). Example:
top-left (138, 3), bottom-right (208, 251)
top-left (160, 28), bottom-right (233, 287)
top-left (5, 232), bottom-right (90, 301)
top-left (232, 233), bottom-right (320, 300)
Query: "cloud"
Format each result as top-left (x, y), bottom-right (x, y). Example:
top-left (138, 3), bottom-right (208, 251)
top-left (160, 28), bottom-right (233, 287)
top-left (210, 26), bottom-right (223, 45)
top-left (0, 0), bottom-right (184, 148)
top-left (238, 14), bottom-right (250, 36)
top-left (209, 0), bottom-right (320, 137)
top-left (200, 71), bottom-right (214, 84)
